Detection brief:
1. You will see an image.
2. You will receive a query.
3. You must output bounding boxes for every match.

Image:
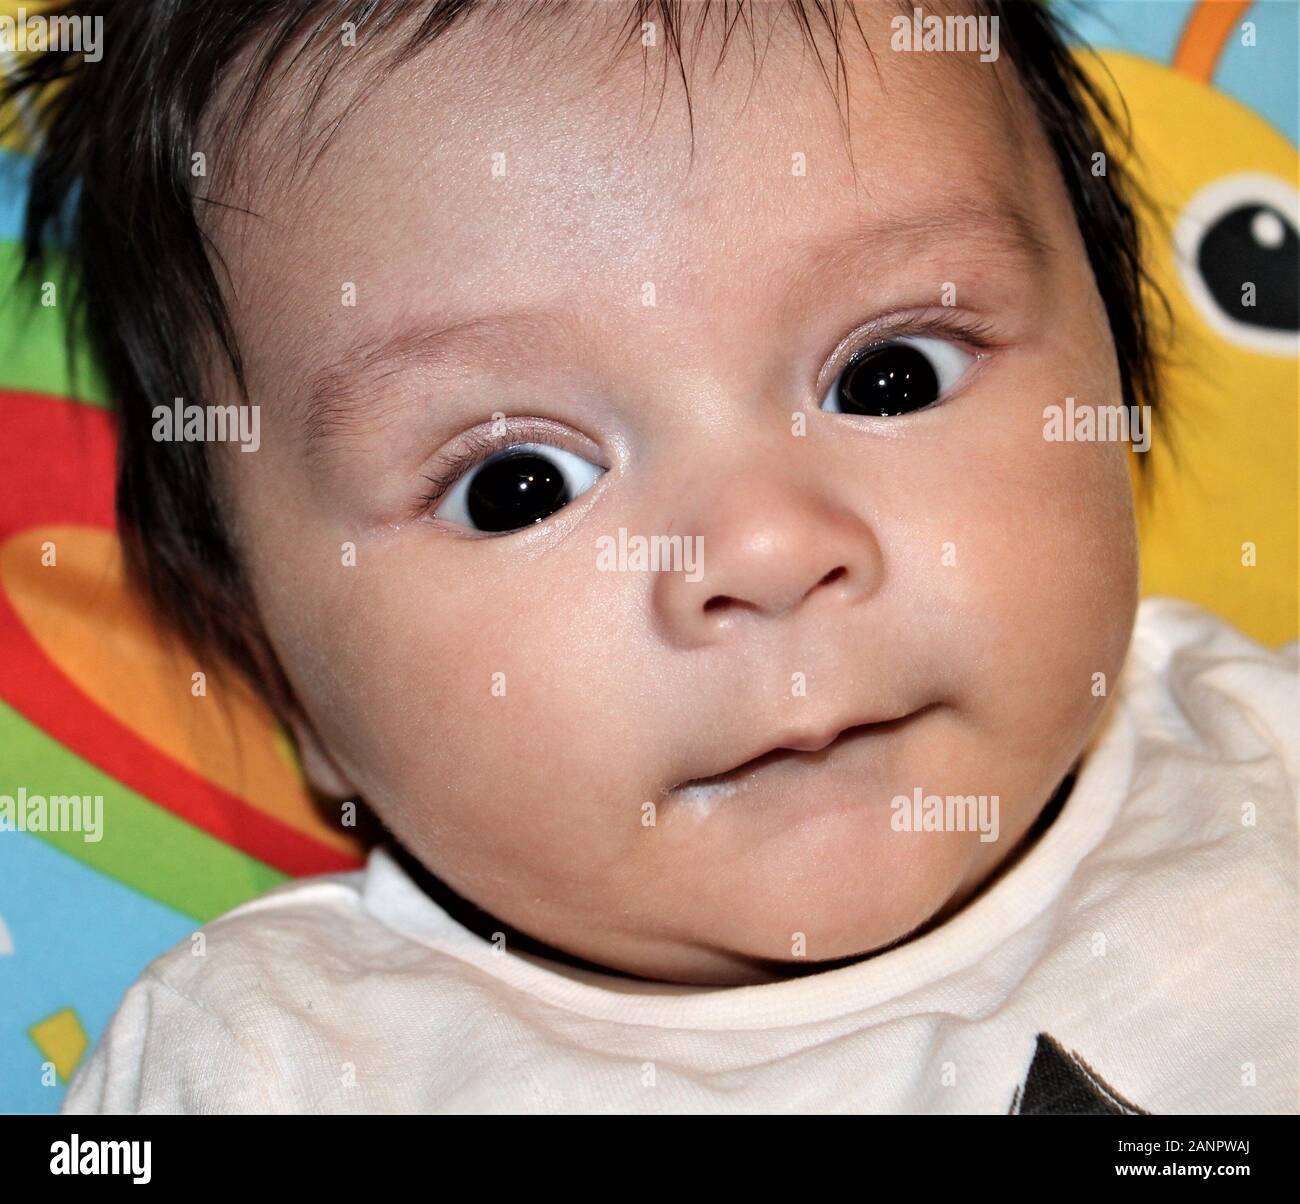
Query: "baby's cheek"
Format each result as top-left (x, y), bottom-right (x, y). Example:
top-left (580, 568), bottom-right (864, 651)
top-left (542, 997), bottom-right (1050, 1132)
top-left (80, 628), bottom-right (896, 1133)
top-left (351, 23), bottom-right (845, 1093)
top-left (968, 438), bottom-right (1136, 739)
top-left (893, 405), bottom-right (1136, 741)
top-left (291, 538), bottom-right (653, 864)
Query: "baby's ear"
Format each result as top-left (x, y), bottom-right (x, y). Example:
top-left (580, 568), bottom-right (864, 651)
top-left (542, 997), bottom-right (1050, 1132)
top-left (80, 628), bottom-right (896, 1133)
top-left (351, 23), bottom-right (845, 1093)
top-left (285, 714), bottom-right (357, 800)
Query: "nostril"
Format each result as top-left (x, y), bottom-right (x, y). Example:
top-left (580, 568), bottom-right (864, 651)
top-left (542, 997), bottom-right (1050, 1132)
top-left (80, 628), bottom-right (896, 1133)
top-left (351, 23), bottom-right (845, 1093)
top-left (818, 566), bottom-right (847, 588)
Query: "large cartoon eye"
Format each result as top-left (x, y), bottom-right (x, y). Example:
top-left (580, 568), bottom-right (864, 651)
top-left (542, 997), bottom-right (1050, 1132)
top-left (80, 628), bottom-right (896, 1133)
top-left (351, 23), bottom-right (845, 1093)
top-left (1173, 173), bottom-right (1299, 356)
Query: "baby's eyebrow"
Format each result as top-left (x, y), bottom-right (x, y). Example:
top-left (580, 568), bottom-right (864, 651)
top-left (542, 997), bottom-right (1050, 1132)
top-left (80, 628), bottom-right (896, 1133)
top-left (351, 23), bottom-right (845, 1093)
top-left (294, 196), bottom-right (1054, 458)
top-left (296, 308), bottom-right (573, 458)
top-left (774, 197), bottom-right (1055, 312)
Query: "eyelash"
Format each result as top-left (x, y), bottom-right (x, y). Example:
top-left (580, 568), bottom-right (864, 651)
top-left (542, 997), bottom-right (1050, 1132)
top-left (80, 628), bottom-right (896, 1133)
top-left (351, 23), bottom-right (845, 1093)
top-left (417, 427), bottom-right (517, 514)
top-left (415, 312), bottom-right (1001, 517)
top-left (831, 311), bottom-right (999, 374)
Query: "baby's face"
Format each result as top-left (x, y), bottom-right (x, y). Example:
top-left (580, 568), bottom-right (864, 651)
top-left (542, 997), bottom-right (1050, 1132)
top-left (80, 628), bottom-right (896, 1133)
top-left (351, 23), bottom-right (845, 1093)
top-left (207, 4), bottom-right (1137, 984)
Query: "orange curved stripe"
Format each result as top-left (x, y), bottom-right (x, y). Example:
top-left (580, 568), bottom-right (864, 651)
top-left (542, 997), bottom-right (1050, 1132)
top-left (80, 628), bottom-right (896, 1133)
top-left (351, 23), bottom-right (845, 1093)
top-left (1173, 0), bottom-right (1252, 83)
top-left (2, 524), bottom-right (360, 856)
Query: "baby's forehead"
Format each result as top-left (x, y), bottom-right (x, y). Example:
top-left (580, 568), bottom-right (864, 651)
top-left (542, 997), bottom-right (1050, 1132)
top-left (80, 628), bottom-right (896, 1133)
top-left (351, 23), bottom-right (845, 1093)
top-left (207, 0), bottom-right (1042, 220)
top-left (203, 1), bottom-right (1063, 371)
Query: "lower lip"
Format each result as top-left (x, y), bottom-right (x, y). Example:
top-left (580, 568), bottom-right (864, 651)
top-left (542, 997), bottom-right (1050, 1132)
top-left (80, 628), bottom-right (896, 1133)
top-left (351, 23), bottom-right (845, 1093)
top-left (670, 713), bottom-right (922, 817)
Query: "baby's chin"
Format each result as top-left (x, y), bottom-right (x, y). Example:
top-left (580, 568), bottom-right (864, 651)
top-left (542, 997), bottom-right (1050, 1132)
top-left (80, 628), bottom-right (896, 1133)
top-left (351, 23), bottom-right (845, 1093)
top-left (682, 838), bottom-right (983, 982)
top-left (387, 792), bottom-right (988, 986)
top-left (592, 776), bottom-right (1012, 982)
top-left (532, 819), bottom-right (991, 987)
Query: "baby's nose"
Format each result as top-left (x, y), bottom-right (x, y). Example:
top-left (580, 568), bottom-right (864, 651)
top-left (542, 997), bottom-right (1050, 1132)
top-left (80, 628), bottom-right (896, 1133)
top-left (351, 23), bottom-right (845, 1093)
top-left (649, 467), bottom-right (885, 648)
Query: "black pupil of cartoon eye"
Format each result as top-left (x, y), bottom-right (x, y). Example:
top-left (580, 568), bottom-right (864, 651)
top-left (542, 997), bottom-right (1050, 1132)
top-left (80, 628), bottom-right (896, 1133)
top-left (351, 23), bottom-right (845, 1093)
top-left (837, 342), bottom-right (941, 416)
top-left (1196, 203), bottom-right (1299, 332)
top-left (466, 451), bottom-right (570, 532)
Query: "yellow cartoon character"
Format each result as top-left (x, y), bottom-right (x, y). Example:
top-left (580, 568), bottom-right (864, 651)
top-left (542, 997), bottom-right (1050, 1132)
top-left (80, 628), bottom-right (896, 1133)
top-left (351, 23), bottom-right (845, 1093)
top-left (1082, 0), bottom-right (1298, 646)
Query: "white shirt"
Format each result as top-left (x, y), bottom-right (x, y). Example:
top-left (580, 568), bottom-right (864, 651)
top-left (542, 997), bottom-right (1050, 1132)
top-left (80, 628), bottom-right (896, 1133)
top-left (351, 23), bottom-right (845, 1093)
top-left (62, 598), bottom-right (1299, 1114)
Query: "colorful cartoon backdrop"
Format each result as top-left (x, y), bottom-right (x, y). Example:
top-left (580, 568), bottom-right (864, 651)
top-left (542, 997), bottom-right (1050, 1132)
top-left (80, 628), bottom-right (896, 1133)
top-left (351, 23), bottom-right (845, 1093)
top-left (1, 0), bottom-right (1297, 1113)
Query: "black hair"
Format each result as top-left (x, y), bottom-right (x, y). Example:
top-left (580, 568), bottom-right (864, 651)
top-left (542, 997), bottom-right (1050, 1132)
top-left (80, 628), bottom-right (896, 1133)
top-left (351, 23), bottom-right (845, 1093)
top-left (3, 0), bottom-right (1163, 719)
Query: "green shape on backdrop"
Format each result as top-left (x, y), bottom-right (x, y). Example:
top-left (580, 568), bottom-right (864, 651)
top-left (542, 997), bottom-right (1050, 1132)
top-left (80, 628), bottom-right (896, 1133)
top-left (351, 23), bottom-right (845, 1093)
top-left (0, 698), bottom-right (286, 920)
top-left (0, 240), bottom-right (109, 407)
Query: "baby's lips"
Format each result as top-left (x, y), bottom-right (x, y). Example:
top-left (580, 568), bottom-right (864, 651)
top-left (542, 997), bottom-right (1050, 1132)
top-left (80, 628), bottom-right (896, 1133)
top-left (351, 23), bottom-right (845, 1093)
top-left (670, 706), bottom-right (926, 793)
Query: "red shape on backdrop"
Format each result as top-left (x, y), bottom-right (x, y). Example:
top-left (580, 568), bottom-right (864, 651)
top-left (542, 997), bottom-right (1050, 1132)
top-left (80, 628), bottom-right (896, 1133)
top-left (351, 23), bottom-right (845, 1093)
top-left (0, 388), bottom-right (359, 875)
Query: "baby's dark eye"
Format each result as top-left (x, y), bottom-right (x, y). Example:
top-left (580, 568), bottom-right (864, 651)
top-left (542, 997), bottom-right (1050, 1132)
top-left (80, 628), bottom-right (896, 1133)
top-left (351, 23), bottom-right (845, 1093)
top-left (821, 335), bottom-right (974, 417)
top-left (434, 443), bottom-right (604, 533)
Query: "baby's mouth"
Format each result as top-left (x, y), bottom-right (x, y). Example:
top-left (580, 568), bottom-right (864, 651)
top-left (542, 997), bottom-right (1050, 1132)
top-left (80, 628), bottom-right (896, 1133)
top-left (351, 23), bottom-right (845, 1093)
top-left (668, 708), bottom-right (928, 805)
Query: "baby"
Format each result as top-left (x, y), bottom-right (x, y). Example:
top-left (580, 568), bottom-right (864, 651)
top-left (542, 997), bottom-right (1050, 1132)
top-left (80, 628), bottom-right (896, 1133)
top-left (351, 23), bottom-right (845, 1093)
top-left (9, 0), bottom-right (1295, 1113)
